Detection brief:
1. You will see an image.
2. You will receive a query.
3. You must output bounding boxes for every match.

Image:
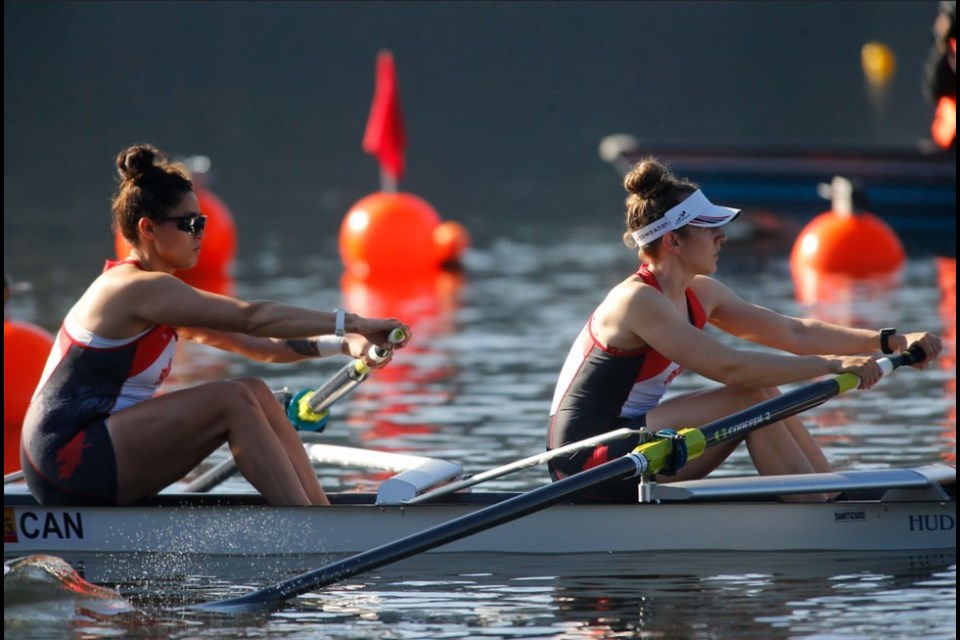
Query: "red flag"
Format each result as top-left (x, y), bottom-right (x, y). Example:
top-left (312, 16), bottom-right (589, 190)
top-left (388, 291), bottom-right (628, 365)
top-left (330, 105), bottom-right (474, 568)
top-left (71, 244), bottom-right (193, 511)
top-left (362, 50), bottom-right (407, 182)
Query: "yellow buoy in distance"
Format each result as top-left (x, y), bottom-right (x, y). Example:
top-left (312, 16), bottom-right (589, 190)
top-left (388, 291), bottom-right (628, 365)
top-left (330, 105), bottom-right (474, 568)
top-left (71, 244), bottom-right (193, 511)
top-left (861, 41), bottom-right (896, 86)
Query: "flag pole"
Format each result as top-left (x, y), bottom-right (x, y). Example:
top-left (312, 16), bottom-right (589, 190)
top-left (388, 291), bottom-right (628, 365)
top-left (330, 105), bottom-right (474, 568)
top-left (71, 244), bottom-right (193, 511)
top-left (380, 169), bottom-right (397, 193)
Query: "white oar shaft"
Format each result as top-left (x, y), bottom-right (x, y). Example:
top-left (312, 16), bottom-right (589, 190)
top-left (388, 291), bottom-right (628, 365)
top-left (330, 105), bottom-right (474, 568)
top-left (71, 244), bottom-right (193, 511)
top-left (182, 455), bottom-right (237, 493)
top-left (308, 443), bottom-right (434, 473)
top-left (307, 328), bottom-right (405, 414)
top-left (405, 428), bottom-right (639, 504)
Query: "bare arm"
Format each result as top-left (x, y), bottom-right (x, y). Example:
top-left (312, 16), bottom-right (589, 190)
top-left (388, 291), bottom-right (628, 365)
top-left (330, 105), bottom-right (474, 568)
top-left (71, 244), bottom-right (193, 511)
top-left (696, 277), bottom-right (879, 355)
top-left (599, 281), bottom-right (883, 389)
top-left (180, 327), bottom-right (391, 367)
top-left (177, 328), bottom-right (332, 363)
top-left (116, 271), bottom-right (409, 350)
top-left (696, 277), bottom-right (942, 366)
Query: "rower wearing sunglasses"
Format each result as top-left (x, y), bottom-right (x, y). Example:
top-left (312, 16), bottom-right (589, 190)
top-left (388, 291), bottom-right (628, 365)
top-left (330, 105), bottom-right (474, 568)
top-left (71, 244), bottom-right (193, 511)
top-left (20, 143), bottom-right (411, 507)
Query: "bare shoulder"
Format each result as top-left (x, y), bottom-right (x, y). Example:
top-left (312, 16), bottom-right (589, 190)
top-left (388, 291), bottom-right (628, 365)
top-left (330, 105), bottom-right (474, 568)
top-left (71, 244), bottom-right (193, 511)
top-left (70, 267), bottom-right (182, 337)
top-left (600, 275), bottom-right (675, 326)
top-left (113, 268), bottom-right (190, 297)
top-left (603, 273), bottom-right (658, 308)
top-left (690, 275), bottom-right (735, 308)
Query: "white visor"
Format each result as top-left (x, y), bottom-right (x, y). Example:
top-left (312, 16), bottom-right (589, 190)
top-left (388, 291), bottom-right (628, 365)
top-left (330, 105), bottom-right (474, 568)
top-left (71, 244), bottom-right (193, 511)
top-left (630, 190), bottom-right (740, 247)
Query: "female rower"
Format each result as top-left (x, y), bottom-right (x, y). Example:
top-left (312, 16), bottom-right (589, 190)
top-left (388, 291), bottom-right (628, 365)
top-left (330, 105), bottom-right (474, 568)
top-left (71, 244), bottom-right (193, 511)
top-left (547, 157), bottom-right (942, 502)
top-left (21, 143), bottom-right (411, 507)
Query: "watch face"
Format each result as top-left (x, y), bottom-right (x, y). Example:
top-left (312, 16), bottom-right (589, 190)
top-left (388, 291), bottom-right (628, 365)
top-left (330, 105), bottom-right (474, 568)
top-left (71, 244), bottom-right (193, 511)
top-left (881, 328), bottom-right (896, 353)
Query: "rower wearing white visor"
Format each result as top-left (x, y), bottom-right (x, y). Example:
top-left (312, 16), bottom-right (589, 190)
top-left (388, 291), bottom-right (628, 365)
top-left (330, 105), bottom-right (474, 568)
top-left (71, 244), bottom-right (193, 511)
top-left (630, 189), bottom-right (740, 247)
top-left (546, 157), bottom-right (942, 503)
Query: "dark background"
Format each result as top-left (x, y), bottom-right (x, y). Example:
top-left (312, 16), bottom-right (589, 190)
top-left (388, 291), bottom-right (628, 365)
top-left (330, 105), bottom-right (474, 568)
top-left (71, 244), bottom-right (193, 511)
top-left (4, 1), bottom-right (944, 284)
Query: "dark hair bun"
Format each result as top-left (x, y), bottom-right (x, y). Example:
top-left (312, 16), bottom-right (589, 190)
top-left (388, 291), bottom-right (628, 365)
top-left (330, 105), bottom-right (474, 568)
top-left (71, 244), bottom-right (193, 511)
top-left (624, 157), bottom-right (670, 199)
top-left (116, 144), bottom-right (164, 182)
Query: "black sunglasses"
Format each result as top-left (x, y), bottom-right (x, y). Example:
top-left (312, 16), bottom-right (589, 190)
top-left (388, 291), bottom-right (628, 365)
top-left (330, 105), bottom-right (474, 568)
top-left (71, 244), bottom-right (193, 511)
top-left (156, 213), bottom-right (207, 237)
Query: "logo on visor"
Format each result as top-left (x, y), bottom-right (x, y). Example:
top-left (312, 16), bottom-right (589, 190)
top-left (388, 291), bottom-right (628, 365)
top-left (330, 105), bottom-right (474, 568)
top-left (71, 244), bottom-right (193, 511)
top-left (638, 220), bottom-right (671, 243)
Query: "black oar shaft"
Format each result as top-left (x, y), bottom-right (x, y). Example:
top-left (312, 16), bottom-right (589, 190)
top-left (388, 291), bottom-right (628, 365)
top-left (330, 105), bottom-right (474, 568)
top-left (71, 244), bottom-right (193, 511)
top-left (197, 347), bottom-right (924, 612)
top-left (698, 378), bottom-right (841, 447)
top-left (645, 348), bottom-right (923, 476)
top-left (196, 454), bottom-right (644, 611)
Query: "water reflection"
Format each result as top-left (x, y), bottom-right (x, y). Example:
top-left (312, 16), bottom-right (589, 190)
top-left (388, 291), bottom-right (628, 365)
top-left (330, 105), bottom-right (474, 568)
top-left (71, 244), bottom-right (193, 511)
top-left (790, 266), bottom-right (902, 326)
top-left (936, 256), bottom-right (956, 466)
top-left (84, 551), bottom-right (954, 640)
top-left (550, 553), bottom-right (955, 640)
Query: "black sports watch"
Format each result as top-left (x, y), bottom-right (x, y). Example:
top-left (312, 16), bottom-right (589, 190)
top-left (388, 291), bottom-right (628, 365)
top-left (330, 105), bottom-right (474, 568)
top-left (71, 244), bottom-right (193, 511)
top-left (879, 328), bottom-right (897, 355)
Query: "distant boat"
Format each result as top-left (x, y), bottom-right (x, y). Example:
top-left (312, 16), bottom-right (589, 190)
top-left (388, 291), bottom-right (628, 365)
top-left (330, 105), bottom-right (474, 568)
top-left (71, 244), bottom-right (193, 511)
top-left (599, 134), bottom-right (956, 255)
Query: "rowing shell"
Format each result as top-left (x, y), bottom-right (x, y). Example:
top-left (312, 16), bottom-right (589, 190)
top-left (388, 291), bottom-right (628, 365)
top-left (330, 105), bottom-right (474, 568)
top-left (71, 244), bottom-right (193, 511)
top-left (5, 464), bottom-right (955, 558)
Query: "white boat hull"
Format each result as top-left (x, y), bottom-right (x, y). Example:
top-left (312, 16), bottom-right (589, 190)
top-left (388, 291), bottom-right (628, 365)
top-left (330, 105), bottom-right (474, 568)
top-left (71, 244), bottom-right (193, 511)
top-left (4, 491), bottom-right (955, 557)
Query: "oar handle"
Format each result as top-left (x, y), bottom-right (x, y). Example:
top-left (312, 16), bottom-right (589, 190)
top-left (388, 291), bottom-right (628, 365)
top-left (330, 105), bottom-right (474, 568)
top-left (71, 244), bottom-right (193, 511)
top-left (363, 327), bottom-right (408, 370)
top-left (302, 328), bottom-right (407, 416)
top-left (881, 344), bottom-right (926, 372)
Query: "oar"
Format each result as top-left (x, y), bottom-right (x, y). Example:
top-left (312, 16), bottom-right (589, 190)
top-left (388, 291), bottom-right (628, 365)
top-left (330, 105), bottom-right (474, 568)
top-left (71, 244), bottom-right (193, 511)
top-left (404, 427), bottom-right (642, 504)
top-left (183, 329), bottom-right (406, 493)
top-left (182, 456), bottom-right (244, 493)
top-left (285, 328), bottom-right (407, 428)
top-left (194, 346), bottom-right (923, 612)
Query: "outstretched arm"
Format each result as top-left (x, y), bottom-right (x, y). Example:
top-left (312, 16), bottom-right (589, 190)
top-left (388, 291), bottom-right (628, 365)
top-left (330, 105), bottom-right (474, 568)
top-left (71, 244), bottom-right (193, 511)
top-left (695, 277), bottom-right (941, 366)
top-left (609, 282), bottom-right (884, 389)
top-left (117, 270), bottom-right (410, 352)
top-left (179, 328), bottom-right (396, 367)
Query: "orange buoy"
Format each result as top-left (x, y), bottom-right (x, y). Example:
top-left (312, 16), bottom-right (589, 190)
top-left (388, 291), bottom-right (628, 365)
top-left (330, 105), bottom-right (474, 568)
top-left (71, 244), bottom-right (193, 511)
top-left (790, 176), bottom-right (904, 278)
top-left (114, 183), bottom-right (237, 289)
top-left (433, 220), bottom-right (471, 268)
top-left (4, 319), bottom-right (54, 474)
top-left (340, 192), bottom-right (441, 280)
top-left (187, 185), bottom-right (237, 279)
top-left (790, 211), bottom-right (905, 277)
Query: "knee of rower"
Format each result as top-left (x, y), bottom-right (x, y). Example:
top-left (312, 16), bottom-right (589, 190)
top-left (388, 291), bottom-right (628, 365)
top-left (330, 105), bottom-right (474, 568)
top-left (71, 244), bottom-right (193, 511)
top-left (213, 380), bottom-right (262, 414)
top-left (232, 377), bottom-right (274, 403)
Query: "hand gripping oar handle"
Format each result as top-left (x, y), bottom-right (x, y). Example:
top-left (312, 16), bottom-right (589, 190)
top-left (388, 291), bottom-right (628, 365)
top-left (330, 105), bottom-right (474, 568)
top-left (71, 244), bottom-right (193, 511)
top-left (193, 345), bottom-right (924, 612)
top-left (285, 328), bottom-right (407, 430)
top-left (618, 344), bottom-right (928, 479)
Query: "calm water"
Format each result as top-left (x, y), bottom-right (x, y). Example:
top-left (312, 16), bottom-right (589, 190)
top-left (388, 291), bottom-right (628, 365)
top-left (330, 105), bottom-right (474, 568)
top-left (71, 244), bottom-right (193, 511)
top-left (5, 3), bottom-right (956, 636)
top-left (4, 222), bottom-right (956, 639)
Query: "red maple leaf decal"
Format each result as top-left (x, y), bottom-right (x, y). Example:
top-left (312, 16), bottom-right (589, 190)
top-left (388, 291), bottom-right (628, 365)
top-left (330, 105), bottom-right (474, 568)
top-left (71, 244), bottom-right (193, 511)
top-left (56, 431), bottom-right (91, 480)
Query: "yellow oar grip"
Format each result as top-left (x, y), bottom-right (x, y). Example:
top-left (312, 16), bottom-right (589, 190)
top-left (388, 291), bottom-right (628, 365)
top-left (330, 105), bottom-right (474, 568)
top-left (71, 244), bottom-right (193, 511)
top-left (631, 428), bottom-right (706, 476)
top-left (296, 392), bottom-right (327, 422)
top-left (835, 372), bottom-right (860, 393)
top-left (679, 428), bottom-right (706, 459)
top-left (354, 360), bottom-right (371, 376)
